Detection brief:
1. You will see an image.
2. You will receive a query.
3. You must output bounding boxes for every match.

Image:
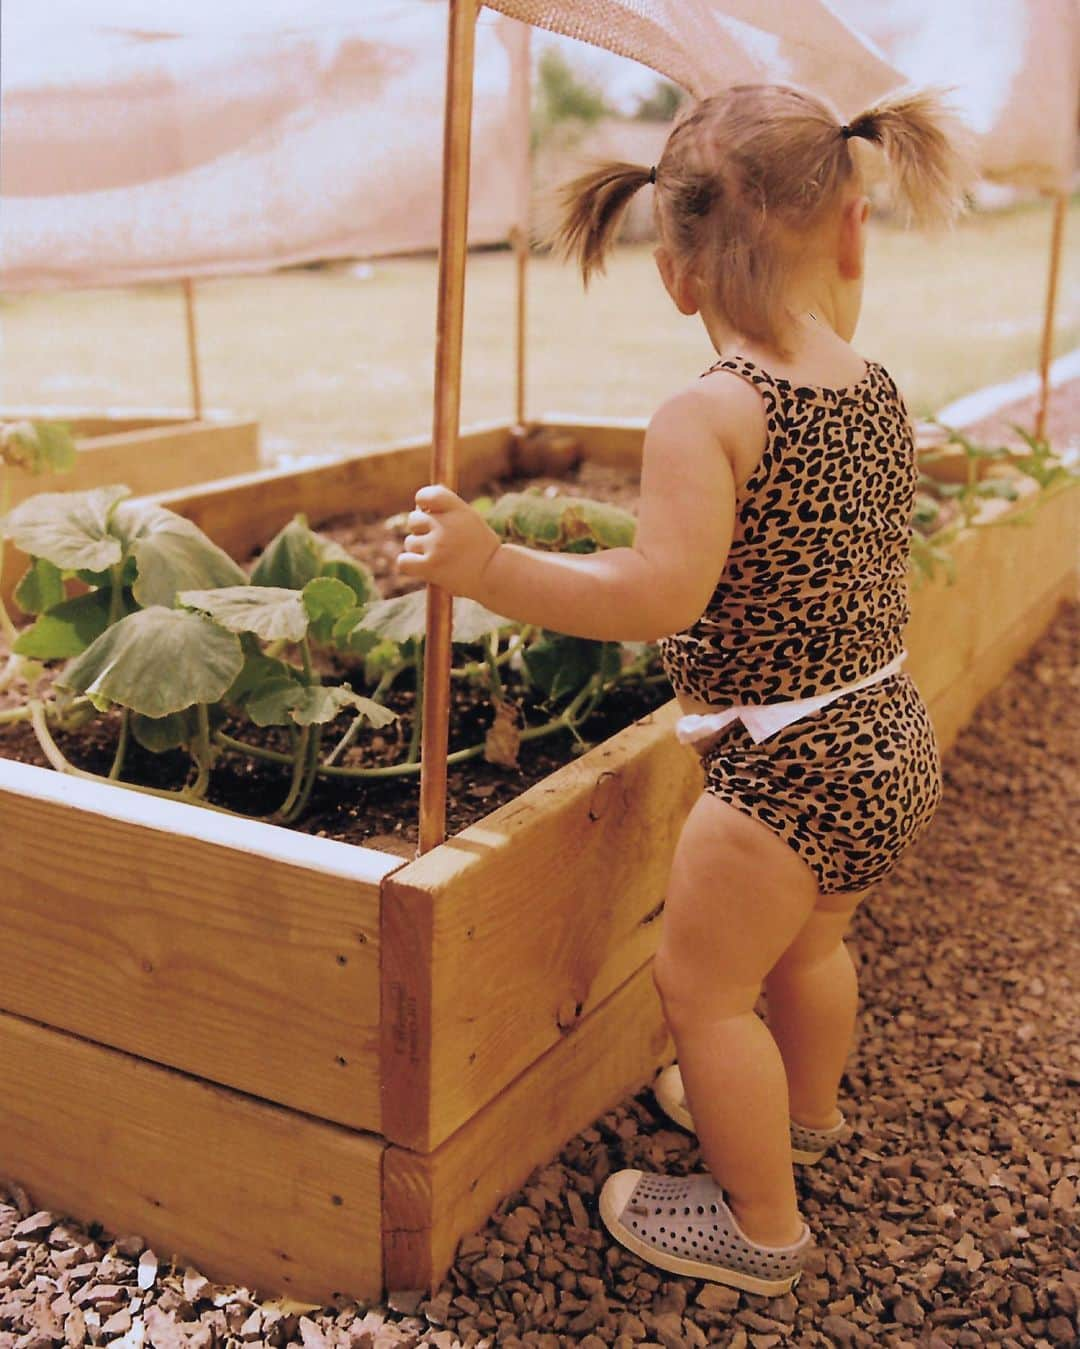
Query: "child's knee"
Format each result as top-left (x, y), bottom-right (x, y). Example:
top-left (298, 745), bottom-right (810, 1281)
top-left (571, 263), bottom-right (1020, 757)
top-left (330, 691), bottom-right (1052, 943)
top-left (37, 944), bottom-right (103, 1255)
top-left (652, 944), bottom-right (761, 1025)
top-left (765, 903), bottom-right (859, 981)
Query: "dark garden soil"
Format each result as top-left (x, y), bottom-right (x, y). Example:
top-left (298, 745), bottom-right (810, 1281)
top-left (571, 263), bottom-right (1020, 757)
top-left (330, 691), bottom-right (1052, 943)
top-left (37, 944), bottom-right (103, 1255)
top-left (2, 601), bottom-right (1077, 1349)
top-left (0, 460), bottom-right (662, 857)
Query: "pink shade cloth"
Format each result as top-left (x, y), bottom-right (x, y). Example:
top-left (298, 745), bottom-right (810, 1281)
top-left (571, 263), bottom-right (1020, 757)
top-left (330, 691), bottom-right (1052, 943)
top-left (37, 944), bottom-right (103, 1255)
top-left (828, 0), bottom-right (1078, 192)
top-left (2, 0), bottom-right (1075, 294)
top-left (1, 3), bottom-right (530, 291)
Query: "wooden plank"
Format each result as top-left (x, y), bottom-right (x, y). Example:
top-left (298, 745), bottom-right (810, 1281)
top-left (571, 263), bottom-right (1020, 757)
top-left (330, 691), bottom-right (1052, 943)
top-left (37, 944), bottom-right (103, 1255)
top-left (382, 960), bottom-right (672, 1292)
top-left (381, 701), bottom-right (700, 1152)
top-left (925, 580), bottom-right (1075, 755)
top-left (5, 418), bottom-right (260, 508)
top-left (0, 759), bottom-right (400, 1133)
top-left (0, 1009), bottom-right (384, 1303)
top-left (1, 412), bottom-right (183, 436)
top-left (905, 483), bottom-right (1078, 704)
top-left (148, 422), bottom-right (514, 563)
top-left (541, 415), bottom-right (646, 471)
top-left (2, 418), bottom-right (261, 608)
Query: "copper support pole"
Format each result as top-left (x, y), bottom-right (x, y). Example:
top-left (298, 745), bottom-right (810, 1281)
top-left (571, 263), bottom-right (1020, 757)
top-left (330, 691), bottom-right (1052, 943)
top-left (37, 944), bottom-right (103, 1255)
top-left (1035, 192), bottom-right (1067, 443)
top-left (182, 278), bottom-right (204, 421)
top-left (509, 22), bottom-right (531, 429)
top-left (511, 225), bottom-right (529, 427)
top-left (419, 0), bottom-right (479, 854)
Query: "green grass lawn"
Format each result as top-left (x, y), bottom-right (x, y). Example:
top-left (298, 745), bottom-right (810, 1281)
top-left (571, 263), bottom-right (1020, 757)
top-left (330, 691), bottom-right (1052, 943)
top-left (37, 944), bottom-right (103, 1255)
top-left (2, 197), bottom-right (1076, 462)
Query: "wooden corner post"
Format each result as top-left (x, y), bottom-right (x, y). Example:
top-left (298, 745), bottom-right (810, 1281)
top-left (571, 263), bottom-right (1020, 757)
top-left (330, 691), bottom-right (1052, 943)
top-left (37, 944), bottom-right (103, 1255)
top-left (419, 0), bottom-right (479, 854)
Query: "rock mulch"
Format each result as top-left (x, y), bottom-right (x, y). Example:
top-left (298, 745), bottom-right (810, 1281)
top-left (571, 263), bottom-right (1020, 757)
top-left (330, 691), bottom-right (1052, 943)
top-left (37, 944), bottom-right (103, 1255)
top-left (2, 605), bottom-right (1077, 1349)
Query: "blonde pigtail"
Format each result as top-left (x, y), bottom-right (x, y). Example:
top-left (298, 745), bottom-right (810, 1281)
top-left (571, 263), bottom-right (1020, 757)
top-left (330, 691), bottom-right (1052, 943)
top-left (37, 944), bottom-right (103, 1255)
top-left (546, 162), bottom-right (655, 287)
top-left (848, 88), bottom-right (977, 228)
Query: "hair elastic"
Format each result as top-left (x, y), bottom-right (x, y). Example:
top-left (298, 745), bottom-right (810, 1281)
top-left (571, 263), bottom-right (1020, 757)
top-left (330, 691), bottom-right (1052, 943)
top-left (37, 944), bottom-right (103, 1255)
top-left (648, 165), bottom-right (658, 184)
top-left (840, 124), bottom-right (855, 139)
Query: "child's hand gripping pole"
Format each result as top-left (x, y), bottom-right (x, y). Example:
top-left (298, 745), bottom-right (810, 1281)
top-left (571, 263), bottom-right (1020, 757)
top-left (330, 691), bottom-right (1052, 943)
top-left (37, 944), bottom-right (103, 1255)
top-left (398, 484), bottom-right (502, 596)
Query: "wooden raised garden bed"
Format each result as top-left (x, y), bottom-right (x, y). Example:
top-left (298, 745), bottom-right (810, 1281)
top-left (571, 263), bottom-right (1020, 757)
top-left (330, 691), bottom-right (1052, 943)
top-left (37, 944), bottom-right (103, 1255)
top-left (1, 408), bottom-right (260, 607)
top-left (1, 418), bottom-right (1076, 1303)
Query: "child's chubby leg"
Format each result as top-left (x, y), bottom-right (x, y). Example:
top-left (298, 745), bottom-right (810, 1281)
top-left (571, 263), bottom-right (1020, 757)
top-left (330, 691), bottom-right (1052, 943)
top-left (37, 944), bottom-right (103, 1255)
top-left (763, 888), bottom-right (866, 1133)
top-left (651, 791), bottom-right (821, 1248)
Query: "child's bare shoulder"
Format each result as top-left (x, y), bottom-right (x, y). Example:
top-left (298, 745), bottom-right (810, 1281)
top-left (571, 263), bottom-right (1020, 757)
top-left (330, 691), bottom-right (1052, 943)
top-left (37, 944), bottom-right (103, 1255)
top-left (651, 371), bottom-right (763, 436)
top-left (648, 373), bottom-right (767, 477)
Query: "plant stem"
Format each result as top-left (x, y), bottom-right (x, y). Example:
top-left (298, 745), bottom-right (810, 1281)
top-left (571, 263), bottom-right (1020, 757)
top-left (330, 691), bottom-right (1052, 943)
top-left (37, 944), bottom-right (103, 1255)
top-left (300, 636), bottom-right (314, 682)
top-left (274, 725), bottom-right (311, 820)
top-left (0, 702), bottom-right (32, 725)
top-left (324, 669), bottom-right (396, 766)
top-left (0, 653), bottom-right (22, 694)
top-left (406, 646), bottom-right (424, 764)
top-left (108, 708), bottom-right (129, 781)
top-left (214, 693), bottom-right (594, 781)
top-left (0, 474), bottom-right (17, 645)
top-left (27, 698), bottom-right (236, 812)
top-left (280, 726), bottom-right (321, 824)
top-left (108, 563), bottom-right (124, 627)
top-left (188, 704), bottom-right (213, 799)
top-left (485, 633), bottom-right (505, 699)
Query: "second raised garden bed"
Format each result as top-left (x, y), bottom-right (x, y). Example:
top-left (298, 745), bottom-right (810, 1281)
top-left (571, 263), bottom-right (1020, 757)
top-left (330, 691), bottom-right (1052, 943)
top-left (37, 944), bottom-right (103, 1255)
top-left (1, 417), bottom-right (1076, 1302)
top-left (0, 408), bottom-right (260, 607)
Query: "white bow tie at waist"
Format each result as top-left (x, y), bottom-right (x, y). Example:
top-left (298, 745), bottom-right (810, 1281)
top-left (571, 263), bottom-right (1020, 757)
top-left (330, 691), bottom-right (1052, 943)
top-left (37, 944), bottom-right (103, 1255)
top-left (675, 652), bottom-right (908, 749)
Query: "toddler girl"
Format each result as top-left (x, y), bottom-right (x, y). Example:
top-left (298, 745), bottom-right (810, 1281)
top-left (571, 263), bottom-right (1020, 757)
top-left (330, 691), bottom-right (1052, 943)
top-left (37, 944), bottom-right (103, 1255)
top-left (398, 83), bottom-right (972, 1295)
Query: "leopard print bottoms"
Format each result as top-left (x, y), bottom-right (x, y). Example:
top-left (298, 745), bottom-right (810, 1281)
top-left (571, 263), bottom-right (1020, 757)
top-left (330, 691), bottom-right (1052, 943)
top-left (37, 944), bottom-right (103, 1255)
top-left (696, 673), bottom-right (942, 894)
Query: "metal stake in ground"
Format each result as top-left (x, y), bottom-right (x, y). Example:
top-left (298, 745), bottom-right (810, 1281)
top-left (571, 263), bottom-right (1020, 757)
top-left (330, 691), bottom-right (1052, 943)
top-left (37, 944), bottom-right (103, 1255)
top-left (1035, 191), bottom-right (1067, 444)
top-left (420, 0), bottom-right (479, 854)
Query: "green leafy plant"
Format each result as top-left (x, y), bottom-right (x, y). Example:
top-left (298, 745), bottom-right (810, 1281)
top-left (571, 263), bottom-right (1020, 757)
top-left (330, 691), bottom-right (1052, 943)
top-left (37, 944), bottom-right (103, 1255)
top-left (0, 418), bottom-right (79, 692)
top-left (909, 423), bottom-right (1078, 585)
top-left (0, 488), bottom-right (667, 828)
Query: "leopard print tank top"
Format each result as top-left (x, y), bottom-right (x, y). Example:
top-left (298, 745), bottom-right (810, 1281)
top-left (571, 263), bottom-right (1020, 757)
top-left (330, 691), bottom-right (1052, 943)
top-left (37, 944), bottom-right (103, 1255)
top-left (658, 354), bottom-right (916, 706)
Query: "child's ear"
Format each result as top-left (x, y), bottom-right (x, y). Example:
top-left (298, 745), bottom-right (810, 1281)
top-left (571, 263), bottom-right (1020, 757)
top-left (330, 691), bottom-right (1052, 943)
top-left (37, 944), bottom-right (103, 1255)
top-left (838, 196), bottom-right (869, 281)
top-left (654, 245), bottom-right (699, 315)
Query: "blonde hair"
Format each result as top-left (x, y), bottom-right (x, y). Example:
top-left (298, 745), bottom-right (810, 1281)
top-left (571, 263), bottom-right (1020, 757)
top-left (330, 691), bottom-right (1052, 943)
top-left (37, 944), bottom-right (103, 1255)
top-left (549, 84), bottom-right (976, 355)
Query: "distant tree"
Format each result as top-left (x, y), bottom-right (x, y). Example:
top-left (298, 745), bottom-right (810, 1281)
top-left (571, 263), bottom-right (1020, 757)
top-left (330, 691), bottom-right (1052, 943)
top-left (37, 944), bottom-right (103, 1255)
top-left (633, 80), bottom-right (685, 123)
top-left (532, 46), bottom-right (613, 146)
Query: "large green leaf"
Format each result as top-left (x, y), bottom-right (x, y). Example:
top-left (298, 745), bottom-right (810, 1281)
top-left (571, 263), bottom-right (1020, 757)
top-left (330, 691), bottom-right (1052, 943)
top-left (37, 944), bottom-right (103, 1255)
top-left (111, 500), bottom-right (247, 608)
top-left (290, 685), bottom-right (398, 728)
top-left (223, 650), bottom-right (300, 707)
top-left (318, 553), bottom-right (376, 605)
top-left (250, 517), bottom-right (322, 589)
top-left (523, 632), bottom-right (615, 702)
top-left (13, 588), bottom-right (136, 661)
top-left (246, 676), bottom-right (309, 727)
top-left (57, 607), bottom-right (244, 717)
top-left (358, 590), bottom-right (512, 645)
top-left (487, 491), bottom-right (636, 552)
top-left (0, 485), bottom-right (128, 572)
top-left (130, 708), bottom-right (199, 754)
top-left (179, 585), bottom-right (308, 642)
top-left (302, 576), bottom-right (357, 644)
top-left (247, 677), bottom-right (397, 730)
top-left (13, 557), bottom-right (65, 615)
top-left (250, 516), bottom-right (376, 603)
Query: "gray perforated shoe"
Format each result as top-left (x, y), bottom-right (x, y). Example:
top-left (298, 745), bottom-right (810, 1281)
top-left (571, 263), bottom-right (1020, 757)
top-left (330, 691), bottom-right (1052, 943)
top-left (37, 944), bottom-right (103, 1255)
top-left (599, 1169), bottom-right (812, 1295)
top-left (654, 1064), bottom-right (846, 1164)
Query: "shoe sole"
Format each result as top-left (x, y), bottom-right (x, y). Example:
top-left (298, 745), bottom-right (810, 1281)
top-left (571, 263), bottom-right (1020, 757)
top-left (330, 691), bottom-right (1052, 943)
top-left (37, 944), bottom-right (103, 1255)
top-left (599, 1170), bottom-right (804, 1297)
top-left (653, 1066), bottom-right (836, 1165)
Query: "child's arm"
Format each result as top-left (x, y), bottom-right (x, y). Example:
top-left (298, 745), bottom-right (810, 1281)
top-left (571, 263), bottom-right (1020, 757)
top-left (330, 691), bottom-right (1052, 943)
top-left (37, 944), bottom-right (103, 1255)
top-left (397, 388), bottom-right (737, 643)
